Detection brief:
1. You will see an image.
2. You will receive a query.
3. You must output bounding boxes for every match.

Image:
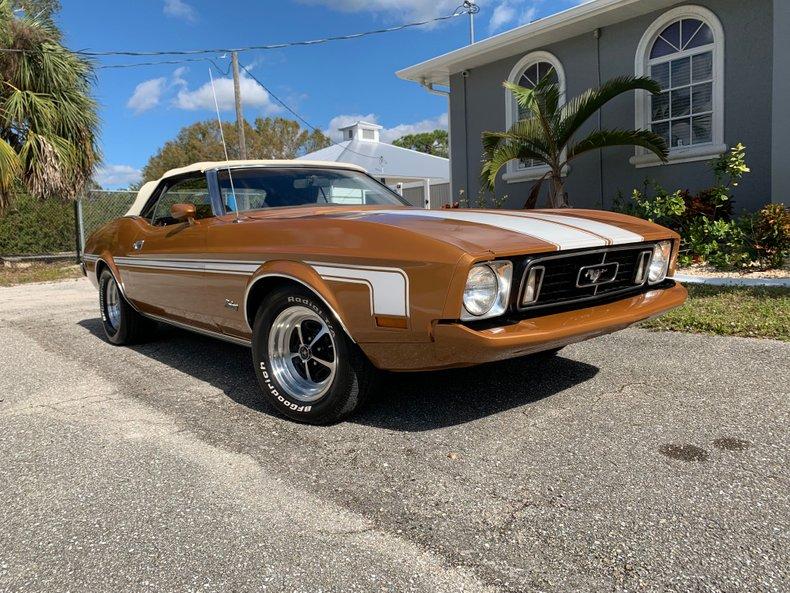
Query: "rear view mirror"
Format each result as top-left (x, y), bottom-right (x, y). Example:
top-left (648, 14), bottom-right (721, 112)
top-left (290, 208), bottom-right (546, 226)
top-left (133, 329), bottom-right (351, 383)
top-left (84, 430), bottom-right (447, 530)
top-left (170, 203), bottom-right (196, 221)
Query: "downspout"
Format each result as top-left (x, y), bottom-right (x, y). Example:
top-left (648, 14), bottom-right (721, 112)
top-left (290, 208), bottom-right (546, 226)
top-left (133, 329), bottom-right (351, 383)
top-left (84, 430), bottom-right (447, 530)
top-left (420, 78), bottom-right (452, 207)
top-left (595, 28), bottom-right (604, 210)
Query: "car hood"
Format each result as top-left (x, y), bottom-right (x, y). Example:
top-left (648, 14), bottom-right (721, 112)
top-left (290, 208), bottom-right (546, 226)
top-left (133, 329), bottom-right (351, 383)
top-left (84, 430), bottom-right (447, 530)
top-left (245, 206), bottom-right (676, 256)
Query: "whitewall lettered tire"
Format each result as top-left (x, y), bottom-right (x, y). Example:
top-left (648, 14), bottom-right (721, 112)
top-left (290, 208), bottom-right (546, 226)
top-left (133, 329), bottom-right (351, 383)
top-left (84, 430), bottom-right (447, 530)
top-left (251, 286), bottom-right (374, 424)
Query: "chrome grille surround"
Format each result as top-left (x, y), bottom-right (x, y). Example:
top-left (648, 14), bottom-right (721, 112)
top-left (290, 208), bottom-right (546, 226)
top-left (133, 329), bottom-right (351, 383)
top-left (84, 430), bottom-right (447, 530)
top-left (517, 244), bottom-right (655, 312)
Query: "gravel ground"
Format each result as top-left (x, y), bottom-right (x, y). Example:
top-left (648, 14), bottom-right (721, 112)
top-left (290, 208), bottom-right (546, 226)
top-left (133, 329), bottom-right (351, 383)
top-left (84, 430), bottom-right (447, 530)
top-left (1, 278), bottom-right (788, 593)
top-left (678, 264), bottom-right (790, 279)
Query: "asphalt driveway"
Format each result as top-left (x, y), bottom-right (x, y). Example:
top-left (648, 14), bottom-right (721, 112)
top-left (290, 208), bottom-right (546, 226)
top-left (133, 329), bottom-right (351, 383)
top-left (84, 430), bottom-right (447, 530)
top-left (1, 278), bottom-right (787, 592)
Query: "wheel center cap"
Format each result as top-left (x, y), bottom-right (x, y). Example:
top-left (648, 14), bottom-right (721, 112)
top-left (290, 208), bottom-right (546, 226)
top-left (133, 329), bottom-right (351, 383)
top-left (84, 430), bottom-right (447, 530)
top-left (298, 345), bottom-right (311, 361)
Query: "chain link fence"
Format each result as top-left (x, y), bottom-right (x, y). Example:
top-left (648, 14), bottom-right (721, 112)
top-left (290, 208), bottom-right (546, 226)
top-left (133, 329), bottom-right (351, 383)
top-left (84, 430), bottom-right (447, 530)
top-left (0, 190), bottom-right (137, 261)
top-left (76, 190), bottom-right (137, 256)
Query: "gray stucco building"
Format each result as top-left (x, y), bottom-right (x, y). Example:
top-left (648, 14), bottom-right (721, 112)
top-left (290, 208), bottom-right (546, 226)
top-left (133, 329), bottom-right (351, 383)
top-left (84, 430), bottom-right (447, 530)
top-left (398, 0), bottom-right (787, 212)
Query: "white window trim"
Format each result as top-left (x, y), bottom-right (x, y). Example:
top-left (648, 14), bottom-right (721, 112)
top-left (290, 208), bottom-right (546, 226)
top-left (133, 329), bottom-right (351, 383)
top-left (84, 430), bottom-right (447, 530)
top-left (631, 5), bottom-right (725, 168)
top-left (504, 51), bottom-right (566, 183)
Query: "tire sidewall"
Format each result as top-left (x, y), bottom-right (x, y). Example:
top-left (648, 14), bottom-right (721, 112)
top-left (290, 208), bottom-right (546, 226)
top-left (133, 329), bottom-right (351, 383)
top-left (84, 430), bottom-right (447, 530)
top-left (252, 288), bottom-right (357, 422)
top-left (99, 269), bottom-right (126, 344)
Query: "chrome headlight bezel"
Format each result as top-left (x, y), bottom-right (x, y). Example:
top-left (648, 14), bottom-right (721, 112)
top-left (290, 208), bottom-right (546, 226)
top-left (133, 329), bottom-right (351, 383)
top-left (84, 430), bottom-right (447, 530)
top-left (461, 261), bottom-right (513, 321)
top-left (648, 240), bottom-right (672, 284)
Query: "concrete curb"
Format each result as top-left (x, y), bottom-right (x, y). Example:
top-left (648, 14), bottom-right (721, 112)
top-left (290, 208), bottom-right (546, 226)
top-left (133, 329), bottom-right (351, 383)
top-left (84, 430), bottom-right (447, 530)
top-left (674, 274), bottom-right (790, 288)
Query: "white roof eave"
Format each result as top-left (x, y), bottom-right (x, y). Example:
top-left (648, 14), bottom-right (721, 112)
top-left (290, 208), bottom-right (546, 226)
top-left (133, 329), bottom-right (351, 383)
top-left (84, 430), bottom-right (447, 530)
top-left (396, 0), bottom-right (677, 86)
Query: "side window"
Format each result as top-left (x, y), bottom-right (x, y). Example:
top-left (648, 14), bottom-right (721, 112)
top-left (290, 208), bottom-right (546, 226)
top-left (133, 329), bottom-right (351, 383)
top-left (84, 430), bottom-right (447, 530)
top-left (148, 176), bottom-right (212, 226)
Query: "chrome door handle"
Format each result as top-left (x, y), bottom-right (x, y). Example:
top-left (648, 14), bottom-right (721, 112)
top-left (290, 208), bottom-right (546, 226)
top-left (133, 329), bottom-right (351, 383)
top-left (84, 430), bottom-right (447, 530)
top-left (132, 240), bottom-right (144, 251)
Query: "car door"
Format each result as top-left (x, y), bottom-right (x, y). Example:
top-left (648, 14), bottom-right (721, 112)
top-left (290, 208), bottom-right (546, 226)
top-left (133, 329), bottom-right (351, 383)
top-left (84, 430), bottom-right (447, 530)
top-left (119, 174), bottom-right (215, 329)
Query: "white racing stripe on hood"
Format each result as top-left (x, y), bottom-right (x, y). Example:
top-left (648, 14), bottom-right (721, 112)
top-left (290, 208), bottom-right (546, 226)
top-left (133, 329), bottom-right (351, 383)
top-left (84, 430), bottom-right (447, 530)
top-left (514, 212), bottom-right (644, 245)
top-left (379, 209), bottom-right (607, 250)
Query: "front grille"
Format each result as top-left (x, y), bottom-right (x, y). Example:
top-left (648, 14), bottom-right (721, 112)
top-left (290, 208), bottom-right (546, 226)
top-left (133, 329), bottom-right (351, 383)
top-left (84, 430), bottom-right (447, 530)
top-left (517, 244), bottom-right (654, 311)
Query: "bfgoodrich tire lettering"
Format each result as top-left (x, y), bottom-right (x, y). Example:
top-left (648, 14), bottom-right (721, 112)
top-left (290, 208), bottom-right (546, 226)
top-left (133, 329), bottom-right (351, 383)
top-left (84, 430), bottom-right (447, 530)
top-left (251, 286), bottom-right (374, 424)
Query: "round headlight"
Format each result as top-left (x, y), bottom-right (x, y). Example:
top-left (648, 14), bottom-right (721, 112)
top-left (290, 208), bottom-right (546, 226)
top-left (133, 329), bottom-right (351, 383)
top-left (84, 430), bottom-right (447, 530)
top-left (463, 265), bottom-right (498, 316)
top-left (649, 240), bottom-right (672, 284)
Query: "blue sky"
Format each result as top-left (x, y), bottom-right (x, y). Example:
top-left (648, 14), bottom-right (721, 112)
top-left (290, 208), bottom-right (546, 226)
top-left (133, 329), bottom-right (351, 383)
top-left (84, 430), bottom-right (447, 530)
top-left (56, 0), bottom-right (583, 187)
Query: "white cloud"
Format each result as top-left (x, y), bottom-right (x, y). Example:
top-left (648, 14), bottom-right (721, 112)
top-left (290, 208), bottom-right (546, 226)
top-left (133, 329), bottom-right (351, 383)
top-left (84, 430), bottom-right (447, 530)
top-left (325, 113), bottom-right (448, 143)
top-left (488, 1), bottom-right (538, 34)
top-left (489, 2), bottom-right (517, 33)
top-left (163, 0), bottom-right (197, 22)
top-left (173, 74), bottom-right (280, 113)
top-left (297, 0), bottom-right (463, 23)
top-left (379, 113), bottom-right (448, 143)
top-left (95, 164), bottom-right (142, 188)
top-left (126, 77), bottom-right (166, 114)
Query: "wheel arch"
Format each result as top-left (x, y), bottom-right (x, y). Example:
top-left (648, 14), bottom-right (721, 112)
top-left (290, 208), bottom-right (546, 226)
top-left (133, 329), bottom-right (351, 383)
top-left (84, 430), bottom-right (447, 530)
top-left (244, 261), bottom-right (356, 343)
top-left (95, 255), bottom-right (140, 312)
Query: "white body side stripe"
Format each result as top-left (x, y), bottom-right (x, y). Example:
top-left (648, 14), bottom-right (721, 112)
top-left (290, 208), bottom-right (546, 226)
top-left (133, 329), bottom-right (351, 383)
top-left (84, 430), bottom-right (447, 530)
top-left (114, 256), bottom-right (262, 275)
top-left (309, 263), bottom-right (409, 317)
top-left (376, 209), bottom-right (609, 250)
top-left (515, 212), bottom-right (644, 245)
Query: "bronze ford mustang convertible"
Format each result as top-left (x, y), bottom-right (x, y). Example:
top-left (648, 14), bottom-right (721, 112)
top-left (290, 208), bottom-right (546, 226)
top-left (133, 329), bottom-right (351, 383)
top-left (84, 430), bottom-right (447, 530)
top-left (83, 160), bottom-right (687, 423)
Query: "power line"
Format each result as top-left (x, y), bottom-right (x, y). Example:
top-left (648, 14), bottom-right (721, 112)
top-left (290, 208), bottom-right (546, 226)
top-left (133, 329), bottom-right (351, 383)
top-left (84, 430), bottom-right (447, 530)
top-left (96, 57), bottom-right (230, 74)
top-left (1, 7), bottom-right (475, 58)
top-left (237, 63), bottom-right (384, 163)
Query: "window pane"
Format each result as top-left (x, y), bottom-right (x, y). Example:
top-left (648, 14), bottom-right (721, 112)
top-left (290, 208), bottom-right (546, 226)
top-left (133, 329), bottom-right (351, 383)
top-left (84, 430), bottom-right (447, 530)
top-left (671, 57), bottom-right (691, 88)
top-left (650, 37), bottom-right (676, 59)
top-left (521, 63), bottom-right (539, 88)
top-left (651, 62), bottom-right (670, 89)
top-left (671, 119), bottom-right (691, 147)
top-left (686, 22), bottom-right (713, 49)
top-left (692, 83), bottom-right (713, 113)
top-left (692, 52), bottom-right (713, 82)
top-left (671, 87), bottom-right (691, 118)
top-left (692, 114), bottom-right (713, 144)
top-left (218, 168), bottom-right (407, 211)
top-left (681, 19), bottom-right (704, 48)
top-left (652, 121), bottom-right (670, 146)
top-left (660, 21), bottom-right (681, 50)
top-left (651, 92), bottom-right (670, 121)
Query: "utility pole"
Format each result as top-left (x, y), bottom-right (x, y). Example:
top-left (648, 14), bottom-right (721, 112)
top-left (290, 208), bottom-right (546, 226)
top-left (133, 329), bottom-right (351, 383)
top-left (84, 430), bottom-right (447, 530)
top-left (231, 51), bottom-right (247, 159)
top-left (467, 0), bottom-right (476, 44)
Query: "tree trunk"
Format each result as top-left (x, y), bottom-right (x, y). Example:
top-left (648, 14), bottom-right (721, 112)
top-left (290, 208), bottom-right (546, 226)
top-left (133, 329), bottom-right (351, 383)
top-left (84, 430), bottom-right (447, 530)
top-left (549, 174), bottom-right (569, 208)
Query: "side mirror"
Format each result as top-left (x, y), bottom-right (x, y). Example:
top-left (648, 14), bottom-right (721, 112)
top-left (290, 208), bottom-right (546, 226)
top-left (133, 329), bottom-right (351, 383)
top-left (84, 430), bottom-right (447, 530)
top-left (170, 203), bottom-right (196, 221)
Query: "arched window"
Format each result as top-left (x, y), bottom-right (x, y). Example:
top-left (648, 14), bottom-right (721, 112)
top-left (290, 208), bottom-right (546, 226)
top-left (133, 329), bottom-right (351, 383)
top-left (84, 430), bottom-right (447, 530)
top-left (633, 6), bottom-right (725, 167)
top-left (503, 51), bottom-right (565, 182)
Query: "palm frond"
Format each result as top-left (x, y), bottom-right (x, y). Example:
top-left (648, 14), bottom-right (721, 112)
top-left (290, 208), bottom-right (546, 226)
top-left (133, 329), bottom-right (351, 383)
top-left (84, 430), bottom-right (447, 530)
top-left (481, 138), bottom-right (550, 190)
top-left (0, 4), bottom-right (99, 207)
top-left (566, 128), bottom-right (668, 162)
top-left (556, 76), bottom-right (661, 147)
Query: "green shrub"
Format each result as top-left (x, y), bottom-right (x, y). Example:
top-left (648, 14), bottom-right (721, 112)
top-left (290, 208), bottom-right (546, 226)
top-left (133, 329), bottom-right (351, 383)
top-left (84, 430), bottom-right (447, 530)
top-left (0, 193), bottom-right (76, 256)
top-left (614, 144), bottom-right (787, 270)
top-left (740, 203), bottom-right (790, 269)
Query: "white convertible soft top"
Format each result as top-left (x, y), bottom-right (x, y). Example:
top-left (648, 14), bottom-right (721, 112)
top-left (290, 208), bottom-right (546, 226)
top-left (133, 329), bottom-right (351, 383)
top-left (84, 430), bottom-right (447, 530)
top-left (124, 159), bottom-right (368, 217)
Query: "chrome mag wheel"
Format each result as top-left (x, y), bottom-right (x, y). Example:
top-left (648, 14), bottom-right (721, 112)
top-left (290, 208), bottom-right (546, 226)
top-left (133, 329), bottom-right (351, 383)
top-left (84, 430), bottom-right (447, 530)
top-left (268, 305), bottom-right (337, 402)
top-left (105, 277), bottom-right (122, 330)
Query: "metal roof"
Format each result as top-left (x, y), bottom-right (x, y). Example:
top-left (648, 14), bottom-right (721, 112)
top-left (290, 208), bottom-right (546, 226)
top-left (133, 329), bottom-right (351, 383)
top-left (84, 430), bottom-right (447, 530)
top-left (297, 139), bottom-right (449, 181)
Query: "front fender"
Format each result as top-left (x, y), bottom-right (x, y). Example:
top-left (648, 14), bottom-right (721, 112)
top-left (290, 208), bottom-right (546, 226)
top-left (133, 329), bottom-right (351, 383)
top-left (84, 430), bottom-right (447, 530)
top-left (243, 260), bottom-right (357, 341)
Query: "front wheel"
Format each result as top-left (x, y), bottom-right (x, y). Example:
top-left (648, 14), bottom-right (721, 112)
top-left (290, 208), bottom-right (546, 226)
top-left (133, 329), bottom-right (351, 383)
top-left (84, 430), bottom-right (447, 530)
top-left (251, 287), bottom-right (374, 424)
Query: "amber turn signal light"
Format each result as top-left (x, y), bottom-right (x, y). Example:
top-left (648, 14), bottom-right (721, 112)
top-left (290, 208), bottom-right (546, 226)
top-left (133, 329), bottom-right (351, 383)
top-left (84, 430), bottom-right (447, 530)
top-left (375, 315), bottom-right (408, 329)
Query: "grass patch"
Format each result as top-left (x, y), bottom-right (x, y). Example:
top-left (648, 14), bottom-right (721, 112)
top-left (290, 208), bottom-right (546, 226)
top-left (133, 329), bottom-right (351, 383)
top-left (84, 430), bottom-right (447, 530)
top-left (641, 284), bottom-right (790, 341)
top-left (0, 263), bottom-right (83, 287)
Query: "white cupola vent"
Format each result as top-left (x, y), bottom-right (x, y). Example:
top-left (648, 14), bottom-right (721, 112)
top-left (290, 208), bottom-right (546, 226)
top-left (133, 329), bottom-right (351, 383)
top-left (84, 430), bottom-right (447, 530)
top-left (337, 120), bottom-right (382, 143)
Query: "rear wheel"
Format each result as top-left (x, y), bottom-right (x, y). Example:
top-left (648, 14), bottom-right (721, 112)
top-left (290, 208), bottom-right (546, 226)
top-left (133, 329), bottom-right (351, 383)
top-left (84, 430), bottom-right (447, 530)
top-left (98, 268), bottom-right (155, 345)
top-left (251, 286), bottom-right (374, 424)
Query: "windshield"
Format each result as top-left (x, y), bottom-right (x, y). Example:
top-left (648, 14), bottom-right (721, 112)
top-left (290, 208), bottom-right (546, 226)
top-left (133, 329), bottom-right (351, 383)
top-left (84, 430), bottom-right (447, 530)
top-left (217, 167), bottom-right (409, 212)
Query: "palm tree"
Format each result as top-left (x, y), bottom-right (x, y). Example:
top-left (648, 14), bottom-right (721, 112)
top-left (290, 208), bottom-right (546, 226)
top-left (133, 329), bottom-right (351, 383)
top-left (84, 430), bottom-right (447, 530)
top-left (481, 74), bottom-right (668, 208)
top-left (0, 0), bottom-right (99, 212)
